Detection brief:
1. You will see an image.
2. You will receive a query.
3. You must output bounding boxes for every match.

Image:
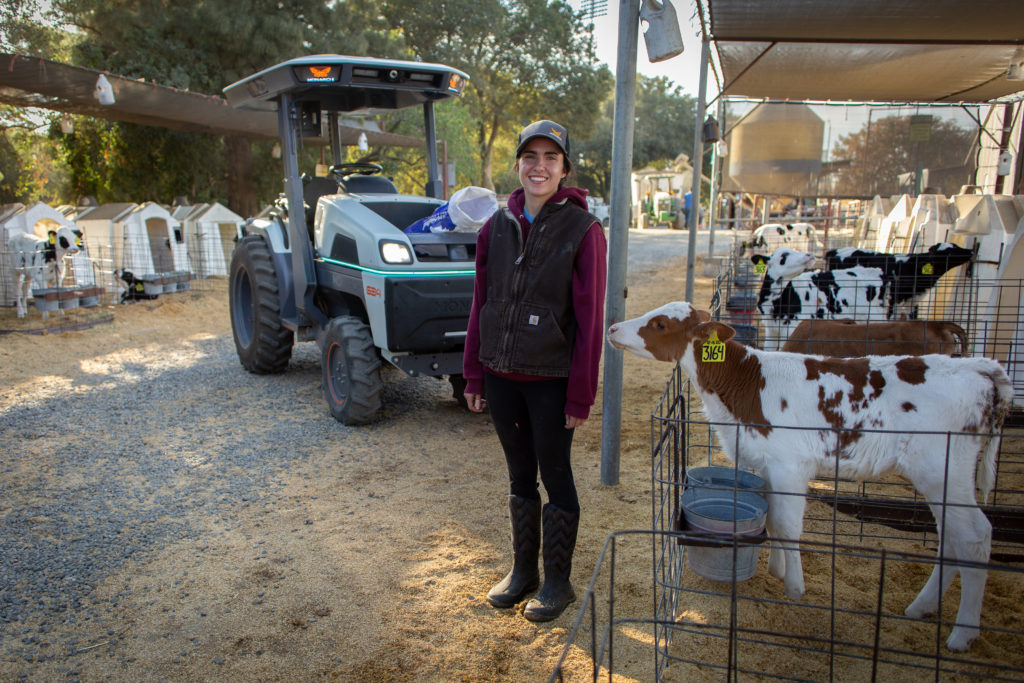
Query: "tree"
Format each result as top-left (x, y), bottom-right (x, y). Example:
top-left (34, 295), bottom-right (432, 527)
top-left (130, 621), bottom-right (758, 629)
top-left (47, 0), bottom-right (405, 214)
top-left (830, 115), bottom-right (976, 197)
top-left (633, 76), bottom-right (698, 170)
top-left (572, 75), bottom-right (699, 201)
top-left (379, 0), bottom-right (613, 190)
top-left (1, 0), bottom-right (69, 55)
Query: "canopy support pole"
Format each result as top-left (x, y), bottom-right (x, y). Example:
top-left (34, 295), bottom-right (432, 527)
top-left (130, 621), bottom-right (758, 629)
top-left (600, 0), bottom-right (641, 487)
top-left (685, 36), bottom-right (711, 302)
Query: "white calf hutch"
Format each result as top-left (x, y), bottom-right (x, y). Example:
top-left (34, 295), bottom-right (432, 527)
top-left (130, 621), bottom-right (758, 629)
top-left (175, 202), bottom-right (243, 278)
top-left (74, 201), bottom-right (191, 299)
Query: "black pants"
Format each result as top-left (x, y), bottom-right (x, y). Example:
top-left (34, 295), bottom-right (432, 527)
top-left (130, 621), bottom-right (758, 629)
top-left (484, 373), bottom-right (579, 513)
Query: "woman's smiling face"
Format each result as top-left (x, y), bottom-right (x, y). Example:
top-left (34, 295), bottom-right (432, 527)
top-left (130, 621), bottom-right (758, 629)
top-left (516, 137), bottom-right (567, 206)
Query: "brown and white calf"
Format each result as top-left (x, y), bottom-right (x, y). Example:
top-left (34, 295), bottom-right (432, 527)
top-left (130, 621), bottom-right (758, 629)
top-left (780, 318), bottom-right (968, 356)
top-left (607, 302), bottom-right (1012, 651)
top-left (8, 227), bottom-right (81, 317)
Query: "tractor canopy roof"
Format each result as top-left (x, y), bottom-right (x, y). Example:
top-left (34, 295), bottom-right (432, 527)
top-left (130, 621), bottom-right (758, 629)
top-left (223, 55), bottom-right (469, 115)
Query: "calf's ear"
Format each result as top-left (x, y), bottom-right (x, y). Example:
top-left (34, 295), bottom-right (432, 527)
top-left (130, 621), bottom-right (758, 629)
top-left (696, 320), bottom-right (735, 343)
top-left (750, 254), bottom-right (768, 267)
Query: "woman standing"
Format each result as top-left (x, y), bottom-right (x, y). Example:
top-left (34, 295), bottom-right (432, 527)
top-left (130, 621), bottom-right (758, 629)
top-left (463, 120), bottom-right (607, 621)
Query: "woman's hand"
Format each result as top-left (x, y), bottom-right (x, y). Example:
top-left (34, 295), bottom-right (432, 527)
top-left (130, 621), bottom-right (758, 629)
top-left (565, 415), bottom-right (586, 429)
top-left (464, 392), bottom-right (486, 413)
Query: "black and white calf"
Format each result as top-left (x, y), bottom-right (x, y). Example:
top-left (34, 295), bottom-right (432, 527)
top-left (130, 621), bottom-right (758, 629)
top-left (743, 222), bottom-right (817, 254)
top-left (8, 226), bottom-right (81, 317)
top-left (753, 247), bottom-right (887, 350)
top-left (115, 269), bottom-right (158, 303)
top-left (607, 302), bottom-right (1013, 652)
top-left (825, 243), bottom-right (974, 319)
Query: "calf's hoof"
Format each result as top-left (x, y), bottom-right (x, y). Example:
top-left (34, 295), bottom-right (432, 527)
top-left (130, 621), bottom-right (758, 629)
top-left (946, 626), bottom-right (978, 652)
top-left (784, 582), bottom-right (805, 600)
top-left (904, 600), bottom-right (935, 620)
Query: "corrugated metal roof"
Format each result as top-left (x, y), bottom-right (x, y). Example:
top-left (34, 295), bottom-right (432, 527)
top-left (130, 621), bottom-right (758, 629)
top-left (704, 0), bottom-right (1024, 103)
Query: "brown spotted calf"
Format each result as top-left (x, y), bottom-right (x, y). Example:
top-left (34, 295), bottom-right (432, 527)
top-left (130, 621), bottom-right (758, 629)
top-left (607, 301), bottom-right (1012, 651)
top-left (780, 318), bottom-right (968, 356)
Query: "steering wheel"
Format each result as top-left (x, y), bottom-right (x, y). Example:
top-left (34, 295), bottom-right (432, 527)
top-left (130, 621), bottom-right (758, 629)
top-left (330, 163), bottom-right (383, 179)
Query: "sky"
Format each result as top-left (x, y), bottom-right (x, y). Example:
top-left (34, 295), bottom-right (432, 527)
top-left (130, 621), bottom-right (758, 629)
top-left (585, 1), bottom-right (709, 98)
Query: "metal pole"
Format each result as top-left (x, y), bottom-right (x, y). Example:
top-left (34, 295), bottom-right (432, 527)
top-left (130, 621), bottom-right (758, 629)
top-left (599, 0), bottom-right (641, 487)
top-left (279, 93), bottom-right (325, 328)
top-left (707, 97), bottom-right (725, 269)
top-left (423, 102), bottom-right (442, 198)
top-left (685, 36), bottom-right (711, 302)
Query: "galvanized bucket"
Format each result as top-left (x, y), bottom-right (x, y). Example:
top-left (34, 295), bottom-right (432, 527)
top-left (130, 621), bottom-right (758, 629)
top-left (685, 465), bottom-right (766, 492)
top-left (682, 469), bottom-right (768, 581)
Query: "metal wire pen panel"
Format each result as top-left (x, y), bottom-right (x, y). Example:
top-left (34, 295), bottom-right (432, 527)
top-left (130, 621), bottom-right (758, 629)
top-left (714, 240), bottom-right (1024, 407)
top-left (550, 367), bottom-right (1024, 682)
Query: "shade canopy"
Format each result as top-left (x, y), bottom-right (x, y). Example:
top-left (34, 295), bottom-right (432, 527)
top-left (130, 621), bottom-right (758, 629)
top-left (705, 0), bottom-right (1024, 103)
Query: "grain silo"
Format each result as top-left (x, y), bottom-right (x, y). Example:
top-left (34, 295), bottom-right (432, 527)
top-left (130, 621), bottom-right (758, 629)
top-left (723, 103), bottom-right (824, 197)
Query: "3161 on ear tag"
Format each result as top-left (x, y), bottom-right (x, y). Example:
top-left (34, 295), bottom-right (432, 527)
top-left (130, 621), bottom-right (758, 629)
top-left (702, 330), bottom-right (725, 362)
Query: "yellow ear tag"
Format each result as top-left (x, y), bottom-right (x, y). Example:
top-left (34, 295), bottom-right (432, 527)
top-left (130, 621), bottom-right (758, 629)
top-left (701, 329), bottom-right (726, 363)
top-left (754, 261), bottom-right (766, 274)
top-left (921, 262), bottom-right (934, 275)
top-left (49, 234), bottom-right (56, 245)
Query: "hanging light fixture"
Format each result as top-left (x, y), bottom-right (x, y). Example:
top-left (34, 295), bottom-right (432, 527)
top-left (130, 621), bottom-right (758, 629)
top-left (94, 74), bottom-right (115, 105)
top-left (1007, 46), bottom-right (1024, 81)
top-left (702, 116), bottom-right (720, 143)
top-left (60, 115), bottom-right (74, 134)
top-left (357, 132), bottom-right (369, 152)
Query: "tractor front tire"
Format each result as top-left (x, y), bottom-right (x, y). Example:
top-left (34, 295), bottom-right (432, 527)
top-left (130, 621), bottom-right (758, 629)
top-left (321, 316), bottom-right (382, 425)
top-left (229, 235), bottom-right (293, 374)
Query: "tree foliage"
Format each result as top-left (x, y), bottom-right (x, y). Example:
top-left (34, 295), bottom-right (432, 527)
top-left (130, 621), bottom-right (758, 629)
top-left (42, 0), bottom-right (406, 214)
top-left (573, 75), bottom-right (698, 200)
top-left (830, 115), bottom-right (976, 197)
top-left (1, 0), bottom-right (708, 213)
top-left (379, 0), bottom-right (613, 191)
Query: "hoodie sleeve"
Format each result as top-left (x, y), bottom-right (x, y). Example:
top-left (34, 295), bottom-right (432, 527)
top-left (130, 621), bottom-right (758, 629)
top-left (565, 221), bottom-right (608, 420)
top-left (461, 218), bottom-right (492, 396)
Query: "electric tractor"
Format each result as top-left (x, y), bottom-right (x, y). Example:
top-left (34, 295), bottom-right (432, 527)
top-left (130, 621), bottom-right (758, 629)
top-left (223, 55), bottom-right (475, 424)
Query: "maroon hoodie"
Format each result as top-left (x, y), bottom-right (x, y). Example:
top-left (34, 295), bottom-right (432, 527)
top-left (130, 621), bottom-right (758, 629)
top-left (462, 186), bottom-right (608, 420)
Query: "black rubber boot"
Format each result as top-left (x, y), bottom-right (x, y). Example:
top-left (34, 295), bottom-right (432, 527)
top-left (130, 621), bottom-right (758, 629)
top-left (524, 503), bottom-right (579, 622)
top-left (487, 495), bottom-right (541, 608)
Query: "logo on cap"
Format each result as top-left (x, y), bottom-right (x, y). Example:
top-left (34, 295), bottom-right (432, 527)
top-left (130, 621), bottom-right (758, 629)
top-left (549, 128), bottom-right (562, 138)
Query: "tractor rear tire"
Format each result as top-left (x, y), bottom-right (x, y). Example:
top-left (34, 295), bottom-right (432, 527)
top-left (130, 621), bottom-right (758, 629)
top-left (229, 235), bottom-right (294, 374)
top-left (321, 316), bottom-right (382, 425)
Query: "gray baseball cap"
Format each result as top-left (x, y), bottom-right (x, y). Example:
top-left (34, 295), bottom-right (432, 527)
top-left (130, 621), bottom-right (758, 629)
top-left (515, 120), bottom-right (569, 157)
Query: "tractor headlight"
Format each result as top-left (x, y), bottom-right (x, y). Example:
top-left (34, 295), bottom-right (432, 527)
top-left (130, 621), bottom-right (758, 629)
top-left (380, 240), bottom-right (413, 264)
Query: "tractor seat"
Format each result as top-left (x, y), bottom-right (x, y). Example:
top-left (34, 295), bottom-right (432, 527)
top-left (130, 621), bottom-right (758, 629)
top-left (341, 175), bottom-right (398, 194)
top-left (303, 176), bottom-right (341, 208)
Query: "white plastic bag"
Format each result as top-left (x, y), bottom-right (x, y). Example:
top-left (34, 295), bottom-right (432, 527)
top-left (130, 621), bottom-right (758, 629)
top-left (447, 186), bottom-right (497, 232)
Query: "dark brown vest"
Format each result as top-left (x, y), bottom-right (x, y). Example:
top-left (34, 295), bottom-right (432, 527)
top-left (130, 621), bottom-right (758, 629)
top-left (478, 200), bottom-right (596, 376)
